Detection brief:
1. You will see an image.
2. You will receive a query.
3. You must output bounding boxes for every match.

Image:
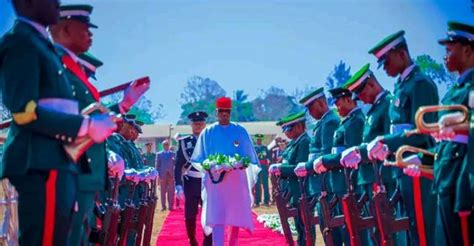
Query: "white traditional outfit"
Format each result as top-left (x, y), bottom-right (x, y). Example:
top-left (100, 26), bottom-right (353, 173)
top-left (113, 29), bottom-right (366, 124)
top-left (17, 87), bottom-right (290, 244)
top-left (191, 121), bottom-right (260, 237)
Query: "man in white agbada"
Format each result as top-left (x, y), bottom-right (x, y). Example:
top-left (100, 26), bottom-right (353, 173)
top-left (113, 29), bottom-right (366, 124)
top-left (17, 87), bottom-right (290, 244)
top-left (191, 97), bottom-right (260, 246)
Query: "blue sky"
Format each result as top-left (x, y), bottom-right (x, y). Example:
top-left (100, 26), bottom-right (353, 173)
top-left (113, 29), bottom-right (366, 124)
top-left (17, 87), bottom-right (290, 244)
top-left (0, 0), bottom-right (472, 123)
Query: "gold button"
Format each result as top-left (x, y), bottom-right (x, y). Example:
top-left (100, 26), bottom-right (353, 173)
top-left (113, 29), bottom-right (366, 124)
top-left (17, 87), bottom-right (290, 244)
top-left (63, 64), bottom-right (67, 68)
top-left (58, 70), bottom-right (62, 75)
top-left (61, 136), bottom-right (66, 141)
top-left (87, 158), bottom-right (92, 163)
top-left (85, 91), bottom-right (89, 94)
top-left (67, 137), bottom-right (72, 142)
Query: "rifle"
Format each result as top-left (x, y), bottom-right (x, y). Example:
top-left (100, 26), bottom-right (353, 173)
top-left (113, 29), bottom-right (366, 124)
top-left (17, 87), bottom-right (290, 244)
top-left (297, 177), bottom-right (317, 246)
top-left (270, 174), bottom-right (298, 246)
top-left (102, 176), bottom-right (122, 245)
top-left (118, 181), bottom-right (138, 246)
top-left (371, 162), bottom-right (410, 246)
top-left (0, 76), bottom-right (151, 131)
top-left (317, 173), bottom-right (345, 246)
top-left (341, 168), bottom-right (377, 246)
top-left (142, 179), bottom-right (158, 246)
top-left (134, 182), bottom-right (150, 246)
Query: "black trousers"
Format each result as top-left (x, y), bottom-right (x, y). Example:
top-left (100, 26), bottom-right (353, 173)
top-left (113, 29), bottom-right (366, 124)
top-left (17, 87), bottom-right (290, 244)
top-left (10, 169), bottom-right (77, 246)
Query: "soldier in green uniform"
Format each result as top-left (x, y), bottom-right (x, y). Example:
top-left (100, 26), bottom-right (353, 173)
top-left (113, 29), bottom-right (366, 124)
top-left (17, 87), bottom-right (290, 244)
top-left (269, 112), bottom-right (313, 246)
top-left (0, 1), bottom-right (118, 244)
top-left (143, 143), bottom-right (156, 167)
top-left (49, 5), bottom-right (150, 245)
top-left (365, 30), bottom-right (439, 246)
top-left (404, 22), bottom-right (474, 245)
top-left (254, 133), bottom-right (271, 207)
top-left (339, 64), bottom-right (401, 244)
top-left (313, 87), bottom-right (365, 246)
top-left (292, 87), bottom-right (340, 242)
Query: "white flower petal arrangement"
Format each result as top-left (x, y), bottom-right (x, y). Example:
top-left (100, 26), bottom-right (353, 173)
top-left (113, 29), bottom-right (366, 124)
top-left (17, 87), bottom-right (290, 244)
top-left (256, 213), bottom-right (297, 235)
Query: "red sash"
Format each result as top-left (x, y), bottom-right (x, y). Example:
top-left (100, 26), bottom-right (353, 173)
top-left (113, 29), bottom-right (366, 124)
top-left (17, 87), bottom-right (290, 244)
top-left (62, 55), bottom-right (100, 101)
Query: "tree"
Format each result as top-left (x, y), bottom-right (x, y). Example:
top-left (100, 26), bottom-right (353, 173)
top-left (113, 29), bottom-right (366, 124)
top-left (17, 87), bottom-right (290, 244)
top-left (252, 86), bottom-right (299, 121)
top-left (325, 61), bottom-right (352, 90)
top-left (232, 90), bottom-right (255, 122)
top-left (325, 61), bottom-right (352, 105)
top-left (178, 76), bottom-right (226, 124)
top-left (180, 76), bottom-right (226, 104)
top-left (102, 94), bottom-right (165, 124)
top-left (415, 54), bottom-right (456, 87)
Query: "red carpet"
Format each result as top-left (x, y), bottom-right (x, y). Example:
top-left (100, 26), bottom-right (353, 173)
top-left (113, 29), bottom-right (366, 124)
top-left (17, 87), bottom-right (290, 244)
top-left (156, 208), bottom-right (289, 245)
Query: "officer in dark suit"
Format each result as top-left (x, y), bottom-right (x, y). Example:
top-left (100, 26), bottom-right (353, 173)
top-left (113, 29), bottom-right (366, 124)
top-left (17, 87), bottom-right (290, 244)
top-left (175, 111), bottom-right (212, 246)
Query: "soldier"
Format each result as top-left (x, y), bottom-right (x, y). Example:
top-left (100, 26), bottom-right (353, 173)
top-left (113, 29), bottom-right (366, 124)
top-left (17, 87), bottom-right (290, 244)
top-left (0, 1), bottom-right (117, 244)
top-left (143, 143), bottom-right (156, 167)
top-left (49, 4), bottom-right (150, 245)
top-left (365, 30), bottom-right (439, 245)
top-left (404, 21), bottom-right (474, 245)
top-left (313, 87), bottom-right (365, 245)
top-left (254, 133), bottom-right (271, 207)
top-left (175, 111), bottom-right (212, 246)
top-left (269, 111), bottom-right (313, 246)
top-left (156, 139), bottom-right (176, 211)
top-left (293, 87), bottom-right (340, 241)
top-left (339, 64), bottom-right (400, 244)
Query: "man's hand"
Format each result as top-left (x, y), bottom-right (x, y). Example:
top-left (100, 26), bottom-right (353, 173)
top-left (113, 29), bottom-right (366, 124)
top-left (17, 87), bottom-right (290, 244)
top-left (368, 137), bottom-right (389, 161)
top-left (87, 114), bottom-right (117, 143)
top-left (119, 79), bottom-right (150, 113)
top-left (294, 162), bottom-right (307, 177)
top-left (403, 164), bottom-right (421, 177)
top-left (269, 164), bottom-right (282, 176)
top-left (340, 146), bottom-right (361, 169)
top-left (313, 157), bottom-right (327, 174)
top-left (176, 185), bottom-right (185, 201)
top-left (107, 150), bottom-right (125, 178)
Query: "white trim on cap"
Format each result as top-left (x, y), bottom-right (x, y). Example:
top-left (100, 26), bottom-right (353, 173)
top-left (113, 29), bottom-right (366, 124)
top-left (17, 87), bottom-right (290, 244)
top-left (281, 117), bottom-right (305, 127)
top-left (448, 30), bottom-right (474, 41)
top-left (303, 92), bottom-right (324, 106)
top-left (348, 71), bottom-right (372, 91)
top-left (77, 57), bottom-right (96, 72)
top-left (374, 35), bottom-right (405, 59)
top-left (60, 10), bottom-right (90, 17)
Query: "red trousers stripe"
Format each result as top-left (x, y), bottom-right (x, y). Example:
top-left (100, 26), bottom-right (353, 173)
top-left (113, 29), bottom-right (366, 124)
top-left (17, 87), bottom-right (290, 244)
top-left (43, 170), bottom-right (58, 246)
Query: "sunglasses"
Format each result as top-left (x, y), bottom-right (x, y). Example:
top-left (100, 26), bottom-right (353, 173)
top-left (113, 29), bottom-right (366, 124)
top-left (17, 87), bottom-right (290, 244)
top-left (217, 109), bottom-right (231, 113)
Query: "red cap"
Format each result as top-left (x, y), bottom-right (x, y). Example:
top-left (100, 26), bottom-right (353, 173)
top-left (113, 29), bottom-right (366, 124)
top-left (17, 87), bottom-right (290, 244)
top-left (216, 97), bottom-right (232, 109)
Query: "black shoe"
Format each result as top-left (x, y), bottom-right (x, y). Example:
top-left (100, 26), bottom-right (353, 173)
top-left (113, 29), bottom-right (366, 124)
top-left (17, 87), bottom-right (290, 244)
top-left (161, 207), bottom-right (167, 211)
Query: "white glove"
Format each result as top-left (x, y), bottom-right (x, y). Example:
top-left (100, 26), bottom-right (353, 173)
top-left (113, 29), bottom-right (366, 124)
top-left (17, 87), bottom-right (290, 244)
top-left (294, 162), bottom-right (308, 177)
top-left (119, 79), bottom-right (150, 112)
top-left (269, 164), bottom-right (282, 176)
top-left (176, 185), bottom-right (185, 201)
top-left (340, 146), bottom-right (361, 169)
top-left (107, 150), bottom-right (125, 179)
top-left (313, 157), bottom-right (327, 174)
top-left (124, 169), bottom-right (140, 184)
top-left (368, 137), bottom-right (389, 161)
top-left (87, 114), bottom-right (117, 143)
top-left (403, 164), bottom-right (421, 177)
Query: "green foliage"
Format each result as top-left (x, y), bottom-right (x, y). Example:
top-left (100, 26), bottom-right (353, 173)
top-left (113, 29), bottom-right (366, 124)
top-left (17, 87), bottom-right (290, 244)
top-left (102, 94), bottom-right (165, 124)
top-left (415, 54), bottom-right (455, 86)
top-left (252, 86), bottom-right (299, 121)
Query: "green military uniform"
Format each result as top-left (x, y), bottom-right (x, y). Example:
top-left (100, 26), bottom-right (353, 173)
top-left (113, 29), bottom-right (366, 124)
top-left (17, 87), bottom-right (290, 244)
top-left (277, 112), bottom-right (313, 246)
top-left (0, 19), bottom-right (85, 245)
top-left (368, 30), bottom-right (438, 246)
top-left (54, 5), bottom-right (121, 245)
top-left (432, 22), bottom-right (474, 245)
top-left (320, 87), bottom-right (365, 246)
top-left (143, 151), bottom-right (156, 168)
top-left (343, 64), bottom-right (397, 190)
top-left (299, 87), bottom-right (340, 244)
top-left (254, 134), bottom-right (270, 206)
top-left (343, 64), bottom-right (400, 245)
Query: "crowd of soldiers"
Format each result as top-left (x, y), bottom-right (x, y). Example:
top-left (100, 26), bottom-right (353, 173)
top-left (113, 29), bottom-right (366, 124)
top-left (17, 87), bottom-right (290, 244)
top-left (0, 1), bottom-right (159, 245)
top-left (268, 22), bottom-right (474, 246)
